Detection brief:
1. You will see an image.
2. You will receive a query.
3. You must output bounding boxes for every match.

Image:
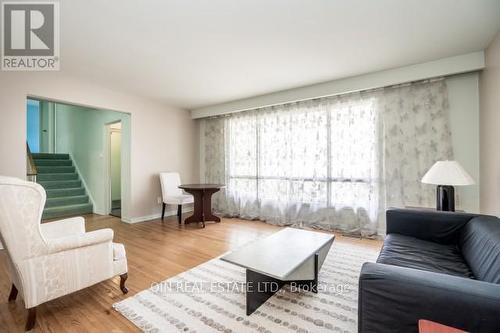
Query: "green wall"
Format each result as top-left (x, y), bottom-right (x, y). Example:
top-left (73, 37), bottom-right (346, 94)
top-left (55, 103), bottom-right (130, 215)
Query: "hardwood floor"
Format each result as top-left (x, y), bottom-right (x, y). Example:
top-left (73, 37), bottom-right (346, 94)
top-left (0, 214), bottom-right (381, 332)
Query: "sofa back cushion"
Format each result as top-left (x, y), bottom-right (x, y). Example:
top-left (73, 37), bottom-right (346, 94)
top-left (459, 216), bottom-right (500, 284)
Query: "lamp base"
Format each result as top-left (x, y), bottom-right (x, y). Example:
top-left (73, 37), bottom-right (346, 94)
top-left (436, 185), bottom-right (455, 212)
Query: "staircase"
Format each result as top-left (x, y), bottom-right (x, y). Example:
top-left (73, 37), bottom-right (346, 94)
top-left (32, 153), bottom-right (93, 220)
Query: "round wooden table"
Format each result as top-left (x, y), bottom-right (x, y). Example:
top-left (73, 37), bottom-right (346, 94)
top-left (178, 184), bottom-right (225, 228)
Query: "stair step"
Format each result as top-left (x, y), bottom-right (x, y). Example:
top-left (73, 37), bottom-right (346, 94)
top-left (38, 180), bottom-right (81, 189)
top-left (37, 166), bottom-right (75, 174)
top-left (42, 203), bottom-right (93, 220)
top-left (45, 195), bottom-right (89, 208)
top-left (33, 153), bottom-right (94, 220)
top-left (34, 159), bottom-right (72, 166)
top-left (37, 173), bottom-right (78, 181)
top-left (31, 153), bottom-right (70, 160)
top-left (46, 187), bottom-right (85, 198)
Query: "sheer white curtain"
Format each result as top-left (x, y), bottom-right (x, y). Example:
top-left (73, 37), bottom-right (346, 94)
top-left (204, 79), bottom-right (452, 236)
top-left (381, 80), bottom-right (453, 211)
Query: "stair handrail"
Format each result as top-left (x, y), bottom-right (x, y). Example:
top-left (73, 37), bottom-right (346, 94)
top-left (26, 143), bottom-right (37, 180)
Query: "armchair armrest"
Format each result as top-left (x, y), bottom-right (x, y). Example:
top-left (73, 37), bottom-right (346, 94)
top-left (386, 208), bottom-right (480, 244)
top-left (46, 228), bottom-right (114, 254)
top-left (359, 262), bottom-right (500, 333)
top-left (41, 216), bottom-right (86, 239)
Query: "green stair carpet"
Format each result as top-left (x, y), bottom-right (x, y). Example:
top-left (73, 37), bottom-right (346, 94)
top-left (32, 153), bottom-right (93, 220)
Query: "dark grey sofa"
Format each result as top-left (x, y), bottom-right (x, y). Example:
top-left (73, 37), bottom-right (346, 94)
top-left (358, 208), bottom-right (500, 333)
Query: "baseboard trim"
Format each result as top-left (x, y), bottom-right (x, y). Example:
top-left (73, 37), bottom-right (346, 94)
top-left (121, 207), bottom-right (194, 224)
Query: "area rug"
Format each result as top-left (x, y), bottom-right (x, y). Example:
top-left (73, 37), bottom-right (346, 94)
top-left (113, 241), bottom-right (379, 333)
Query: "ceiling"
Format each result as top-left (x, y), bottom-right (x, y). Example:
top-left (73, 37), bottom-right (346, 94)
top-left (61, 0), bottom-right (500, 110)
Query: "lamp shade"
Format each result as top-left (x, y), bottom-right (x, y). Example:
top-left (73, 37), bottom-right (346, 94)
top-left (421, 161), bottom-right (475, 186)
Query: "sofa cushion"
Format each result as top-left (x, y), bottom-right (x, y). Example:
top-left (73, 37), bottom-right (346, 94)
top-left (459, 216), bottom-right (500, 284)
top-left (377, 234), bottom-right (474, 278)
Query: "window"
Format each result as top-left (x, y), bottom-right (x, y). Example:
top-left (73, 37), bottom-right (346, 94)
top-left (226, 97), bottom-right (378, 210)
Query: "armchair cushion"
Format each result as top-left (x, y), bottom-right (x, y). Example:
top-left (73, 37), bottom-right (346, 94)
top-left (40, 217), bottom-right (85, 239)
top-left (378, 234), bottom-right (473, 278)
top-left (46, 229), bottom-right (114, 254)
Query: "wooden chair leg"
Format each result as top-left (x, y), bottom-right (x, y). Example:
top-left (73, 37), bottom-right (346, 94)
top-left (8, 284), bottom-right (18, 302)
top-left (177, 205), bottom-right (182, 224)
top-left (25, 307), bottom-right (36, 331)
top-left (120, 273), bottom-right (128, 294)
top-left (161, 203), bottom-right (166, 221)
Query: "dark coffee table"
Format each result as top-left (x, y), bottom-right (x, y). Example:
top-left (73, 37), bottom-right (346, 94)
top-left (221, 228), bottom-right (335, 315)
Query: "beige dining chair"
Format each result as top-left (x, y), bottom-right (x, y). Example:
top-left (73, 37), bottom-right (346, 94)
top-left (159, 172), bottom-right (194, 223)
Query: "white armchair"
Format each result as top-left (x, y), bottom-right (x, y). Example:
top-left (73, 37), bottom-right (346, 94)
top-left (159, 172), bottom-right (194, 223)
top-left (0, 176), bottom-right (128, 331)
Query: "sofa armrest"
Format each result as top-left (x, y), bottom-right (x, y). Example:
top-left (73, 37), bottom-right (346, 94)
top-left (358, 262), bottom-right (500, 333)
top-left (41, 216), bottom-right (86, 239)
top-left (386, 208), bottom-right (480, 244)
top-left (46, 228), bottom-right (114, 254)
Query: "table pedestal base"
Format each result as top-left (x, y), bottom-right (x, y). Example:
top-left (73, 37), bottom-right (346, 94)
top-left (183, 188), bottom-right (221, 228)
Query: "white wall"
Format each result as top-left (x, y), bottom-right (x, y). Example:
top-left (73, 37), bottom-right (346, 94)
top-left (0, 71), bottom-right (199, 222)
top-left (447, 73), bottom-right (480, 212)
top-left (55, 104), bottom-right (130, 216)
top-left (480, 31), bottom-right (500, 216)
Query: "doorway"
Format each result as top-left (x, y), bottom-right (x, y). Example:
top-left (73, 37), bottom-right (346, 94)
top-left (26, 99), bottom-right (40, 153)
top-left (108, 122), bottom-right (122, 217)
top-left (25, 96), bottom-right (131, 221)
top-left (26, 99), bottom-right (56, 153)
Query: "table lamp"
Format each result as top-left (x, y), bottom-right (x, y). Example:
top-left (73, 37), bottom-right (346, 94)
top-left (421, 160), bottom-right (475, 211)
